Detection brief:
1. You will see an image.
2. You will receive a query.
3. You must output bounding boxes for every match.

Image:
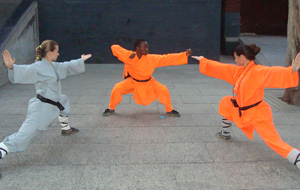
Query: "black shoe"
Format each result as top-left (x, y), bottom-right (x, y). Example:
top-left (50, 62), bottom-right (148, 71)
top-left (102, 108), bottom-right (115, 117)
top-left (216, 131), bottom-right (231, 142)
top-left (166, 109), bottom-right (180, 117)
top-left (61, 127), bottom-right (79, 136)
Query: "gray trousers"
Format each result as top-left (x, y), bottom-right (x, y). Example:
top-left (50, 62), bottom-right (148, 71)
top-left (1, 95), bottom-right (70, 153)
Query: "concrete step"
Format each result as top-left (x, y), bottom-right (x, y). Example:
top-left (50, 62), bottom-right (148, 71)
top-left (264, 92), bottom-right (300, 112)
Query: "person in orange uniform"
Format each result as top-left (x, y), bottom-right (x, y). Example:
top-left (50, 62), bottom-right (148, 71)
top-left (192, 43), bottom-right (300, 169)
top-left (103, 39), bottom-right (192, 117)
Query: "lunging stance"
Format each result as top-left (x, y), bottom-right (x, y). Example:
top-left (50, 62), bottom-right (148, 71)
top-left (0, 40), bottom-right (92, 159)
top-left (103, 39), bottom-right (192, 117)
top-left (192, 43), bottom-right (300, 169)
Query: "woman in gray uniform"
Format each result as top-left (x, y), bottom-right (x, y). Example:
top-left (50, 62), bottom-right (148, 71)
top-left (0, 40), bottom-right (92, 159)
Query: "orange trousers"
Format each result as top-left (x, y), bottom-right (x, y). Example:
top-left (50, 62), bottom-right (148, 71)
top-left (253, 118), bottom-right (294, 158)
top-left (221, 96), bottom-right (294, 158)
top-left (109, 78), bottom-right (173, 112)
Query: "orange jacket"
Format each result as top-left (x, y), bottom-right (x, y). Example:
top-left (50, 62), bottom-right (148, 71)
top-left (111, 45), bottom-right (188, 105)
top-left (200, 58), bottom-right (299, 139)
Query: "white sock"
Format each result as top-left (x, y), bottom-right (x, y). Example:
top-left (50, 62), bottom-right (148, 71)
top-left (0, 142), bottom-right (9, 159)
top-left (287, 149), bottom-right (300, 169)
top-left (61, 125), bottom-right (71, 130)
top-left (221, 117), bottom-right (232, 136)
top-left (58, 115), bottom-right (71, 130)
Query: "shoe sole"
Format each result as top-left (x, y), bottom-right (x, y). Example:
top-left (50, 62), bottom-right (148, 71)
top-left (216, 133), bottom-right (231, 142)
top-left (102, 112), bottom-right (114, 117)
top-left (166, 113), bottom-right (180, 117)
top-left (102, 112), bottom-right (115, 117)
top-left (61, 130), bottom-right (79, 136)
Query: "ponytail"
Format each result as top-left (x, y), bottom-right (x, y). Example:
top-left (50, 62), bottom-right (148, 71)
top-left (35, 40), bottom-right (58, 62)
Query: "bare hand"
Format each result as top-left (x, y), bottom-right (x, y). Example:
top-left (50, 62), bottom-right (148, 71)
top-left (2, 50), bottom-right (15, 69)
top-left (191, 56), bottom-right (204, 61)
top-left (129, 53), bottom-right (135, 59)
top-left (186, 49), bottom-right (192, 56)
top-left (81, 54), bottom-right (92, 61)
top-left (292, 53), bottom-right (300, 72)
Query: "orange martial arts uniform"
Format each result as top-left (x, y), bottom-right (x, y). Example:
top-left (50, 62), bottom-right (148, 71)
top-left (199, 58), bottom-right (299, 159)
top-left (109, 45), bottom-right (188, 112)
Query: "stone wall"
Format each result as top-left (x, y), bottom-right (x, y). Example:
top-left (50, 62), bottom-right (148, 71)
top-left (38, 0), bottom-right (222, 63)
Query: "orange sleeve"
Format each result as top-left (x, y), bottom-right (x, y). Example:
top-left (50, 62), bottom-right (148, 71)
top-left (199, 58), bottom-right (242, 85)
top-left (149, 52), bottom-right (188, 68)
top-left (111, 45), bottom-right (134, 63)
top-left (256, 65), bottom-right (299, 88)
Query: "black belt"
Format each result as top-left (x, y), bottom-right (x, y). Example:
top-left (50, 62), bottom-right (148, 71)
top-left (37, 94), bottom-right (65, 111)
top-left (230, 98), bottom-right (262, 117)
top-left (125, 73), bottom-right (151, 82)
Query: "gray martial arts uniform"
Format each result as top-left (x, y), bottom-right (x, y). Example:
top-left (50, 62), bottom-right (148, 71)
top-left (1, 58), bottom-right (85, 152)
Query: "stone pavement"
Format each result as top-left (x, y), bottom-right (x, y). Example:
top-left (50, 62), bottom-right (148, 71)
top-left (1, 36), bottom-right (300, 189)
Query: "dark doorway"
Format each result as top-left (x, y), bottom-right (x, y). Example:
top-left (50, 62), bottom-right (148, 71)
top-left (240, 0), bottom-right (288, 35)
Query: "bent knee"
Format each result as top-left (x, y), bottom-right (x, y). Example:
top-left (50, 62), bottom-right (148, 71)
top-left (112, 85), bottom-right (124, 93)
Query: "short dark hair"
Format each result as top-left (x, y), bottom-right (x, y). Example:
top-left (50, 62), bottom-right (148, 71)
top-left (234, 44), bottom-right (261, 60)
top-left (134, 39), bottom-right (146, 49)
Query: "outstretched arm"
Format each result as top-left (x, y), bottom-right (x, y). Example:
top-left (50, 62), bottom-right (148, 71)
top-left (3, 50), bottom-right (38, 84)
top-left (154, 49), bottom-right (192, 67)
top-left (111, 45), bottom-right (134, 63)
top-left (56, 54), bottom-right (92, 79)
top-left (192, 55), bottom-right (242, 85)
top-left (258, 53), bottom-right (300, 88)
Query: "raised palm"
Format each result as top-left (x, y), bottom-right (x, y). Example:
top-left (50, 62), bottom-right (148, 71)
top-left (81, 54), bottom-right (92, 61)
top-left (191, 56), bottom-right (204, 61)
top-left (292, 53), bottom-right (300, 72)
top-left (2, 50), bottom-right (15, 69)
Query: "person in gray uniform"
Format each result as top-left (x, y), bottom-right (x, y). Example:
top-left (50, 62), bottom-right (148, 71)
top-left (0, 40), bottom-right (92, 159)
